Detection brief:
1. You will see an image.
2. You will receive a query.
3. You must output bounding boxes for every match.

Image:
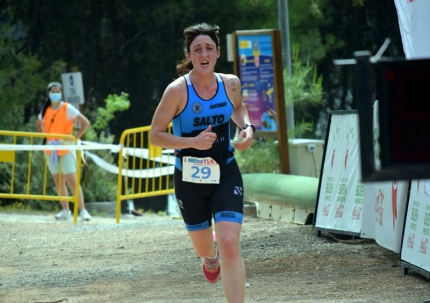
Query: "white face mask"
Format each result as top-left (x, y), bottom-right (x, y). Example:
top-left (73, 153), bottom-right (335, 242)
top-left (49, 92), bottom-right (62, 103)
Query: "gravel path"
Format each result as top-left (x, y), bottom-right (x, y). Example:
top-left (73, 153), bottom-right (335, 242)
top-left (1, 212), bottom-right (429, 303)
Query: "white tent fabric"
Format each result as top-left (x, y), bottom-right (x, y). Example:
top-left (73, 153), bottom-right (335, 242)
top-left (394, 0), bottom-right (430, 59)
top-left (84, 151), bottom-right (174, 178)
top-left (79, 141), bottom-right (175, 177)
top-left (0, 141), bottom-right (175, 178)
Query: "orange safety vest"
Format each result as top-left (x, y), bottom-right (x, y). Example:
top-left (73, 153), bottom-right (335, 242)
top-left (43, 103), bottom-right (75, 156)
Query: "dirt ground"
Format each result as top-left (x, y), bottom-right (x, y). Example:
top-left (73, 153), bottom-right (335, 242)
top-left (1, 211), bottom-right (429, 303)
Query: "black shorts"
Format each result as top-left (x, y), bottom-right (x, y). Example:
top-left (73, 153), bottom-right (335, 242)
top-left (174, 159), bottom-right (244, 231)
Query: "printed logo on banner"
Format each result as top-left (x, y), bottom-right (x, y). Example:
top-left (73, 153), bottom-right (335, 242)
top-left (330, 127), bottom-right (340, 170)
top-left (392, 181), bottom-right (398, 228)
top-left (325, 177), bottom-right (334, 202)
top-left (352, 182), bottom-right (364, 220)
top-left (344, 150), bottom-right (349, 170)
top-left (335, 204), bottom-right (344, 218)
top-left (337, 178), bottom-right (347, 203)
top-left (407, 233), bottom-right (416, 248)
top-left (331, 149), bottom-right (335, 170)
top-left (352, 206), bottom-right (362, 220)
top-left (345, 127), bottom-right (354, 170)
top-left (420, 238), bottom-right (428, 254)
top-left (425, 180), bottom-right (430, 198)
top-left (410, 201), bottom-right (420, 232)
top-left (424, 211), bottom-right (430, 237)
top-left (375, 189), bottom-right (384, 226)
top-left (322, 174), bottom-right (335, 217)
top-left (323, 204), bottom-right (330, 216)
top-left (355, 183), bottom-right (364, 205)
top-left (334, 179), bottom-right (347, 217)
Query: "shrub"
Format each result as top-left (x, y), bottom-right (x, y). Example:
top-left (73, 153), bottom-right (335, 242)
top-left (235, 138), bottom-right (280, 174)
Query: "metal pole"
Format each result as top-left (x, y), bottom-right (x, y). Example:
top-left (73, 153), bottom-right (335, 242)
top-left (278, 0), bottom-right (295, 132)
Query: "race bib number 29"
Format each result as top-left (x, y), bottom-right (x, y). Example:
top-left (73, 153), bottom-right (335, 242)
top-left (182, 156), bottom-right (220, 184)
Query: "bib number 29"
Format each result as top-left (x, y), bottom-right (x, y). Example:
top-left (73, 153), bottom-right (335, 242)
top-left (191, 166), bottom-right (211, 179)
top-left (182, 156), bottom-right (220, 184)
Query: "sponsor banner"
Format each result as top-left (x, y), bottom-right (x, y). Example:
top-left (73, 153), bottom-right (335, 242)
top-left (361, 101), bottom-right (408, 253)
top-left (360, 101), bottom-right (381, 240)
top-left (394, 0), bottom-right (430, 59)
top-left (401, 180), bottom-right (430, 272)
top-left (315, 113), bottom-right (366, 233)
top-left (395, 0), bottom-right (430, 275)
top-left (360, 183), bottom-right (376, 239)
top-left (373, 181), bottom-right (408, 253)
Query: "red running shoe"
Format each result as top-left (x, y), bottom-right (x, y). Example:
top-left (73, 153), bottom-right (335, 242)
top-left (202, 243), bottom-right (221, 283)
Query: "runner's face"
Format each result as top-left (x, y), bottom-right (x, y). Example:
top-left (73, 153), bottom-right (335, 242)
top-left (187, 35), bottom-right (220, 73)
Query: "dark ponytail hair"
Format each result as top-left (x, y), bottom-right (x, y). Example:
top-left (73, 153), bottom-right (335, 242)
top-left (175, 58), bottom-right (194, 77)
top-left (175, 23), bottom-right (220, 77)
top-left (41, 98), bottom-right (51, 119)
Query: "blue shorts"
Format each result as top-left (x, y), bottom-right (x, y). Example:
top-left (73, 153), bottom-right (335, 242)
top-left (174, 159), bottom-right (244, 231)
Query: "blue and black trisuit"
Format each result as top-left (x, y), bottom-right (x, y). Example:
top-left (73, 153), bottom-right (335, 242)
top-left (173, 73), bottom-right (244, 231)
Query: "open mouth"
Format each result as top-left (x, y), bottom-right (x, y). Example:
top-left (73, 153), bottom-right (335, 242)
top-left (201, 61), bottom-right (209, 67)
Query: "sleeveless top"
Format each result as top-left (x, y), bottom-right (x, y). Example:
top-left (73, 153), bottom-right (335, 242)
top-left (172, 73), bottom-right (235, 170)
top-left (43, 103), bottom-right (75, 155)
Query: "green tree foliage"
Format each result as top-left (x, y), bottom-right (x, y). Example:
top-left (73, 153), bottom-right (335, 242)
top-left (284, 44), bottom-right (324, 138)
top-left (90, 92), bottom-right (131, 137)
top-left (312, 0), bottom-right (404, 136)
top-left (2, 0), bottom-right (281, 141)
top-left (0, 24), bottom-right (66, 131)
top-left (235, 138), bottom-right (280, 174)
top-left (0, 0), bottom-right (406, 180)
top-left (285, 45), bottom-right (323, 108)
top-left (2, 0), bottom-right (404, 139)
top-left (81, 92), bottom-right (130, 202)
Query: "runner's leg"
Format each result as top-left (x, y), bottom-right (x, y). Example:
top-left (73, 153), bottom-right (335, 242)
top-left (215, 221), bottom-right (245, 303)
top-left (64, 173), bottom-right (85, 211)
top-left (52, 174), bottom-right (69, 210)
top-left (187, 227), bottom-right (217, 259)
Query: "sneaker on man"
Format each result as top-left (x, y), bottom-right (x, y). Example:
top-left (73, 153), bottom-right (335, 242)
top-left (54, 209), bottom-right (72, 220)
top-left (202, 243), bottom-right (221, 283)
top-left (79, 209), bottom-right (92, 221)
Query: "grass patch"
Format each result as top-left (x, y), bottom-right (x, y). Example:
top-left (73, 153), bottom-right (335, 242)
top-left (0, 200), bottom-right (62, 215)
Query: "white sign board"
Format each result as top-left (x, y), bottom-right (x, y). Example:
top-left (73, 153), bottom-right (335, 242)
top-left (372, 181), bottom-right (408, 252)
top-left (394, 0), bottom-right (430, 277)
top-left (394, 0), bottom-right (430, 59)
top-left (401, 180), bottom-right (430, 272)
top-left (315, 113), bottom-right (367, 234)
top-left (61, 72), bottom-right (85, 107)
top-left (360, 101), bottom-right (409, 253)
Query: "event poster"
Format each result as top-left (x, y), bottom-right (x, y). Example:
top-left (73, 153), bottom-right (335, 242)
top-left (314, 113), bottom-right (366, 234)
top-left (366, 100), bottom-right (408, 252)
top-left (237, 34), bottom-right (277, 131)
top-left (372, 181), bottom-right (408, 252)
top-left (401, 180), bottom-right (430, 273)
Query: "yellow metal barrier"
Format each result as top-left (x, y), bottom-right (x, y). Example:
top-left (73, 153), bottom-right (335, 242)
top-left (116, 125), bottom-right (175, 223)
top-left (0, 131), bottom-right (81, 223)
